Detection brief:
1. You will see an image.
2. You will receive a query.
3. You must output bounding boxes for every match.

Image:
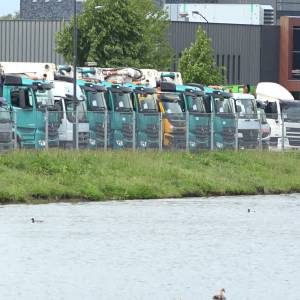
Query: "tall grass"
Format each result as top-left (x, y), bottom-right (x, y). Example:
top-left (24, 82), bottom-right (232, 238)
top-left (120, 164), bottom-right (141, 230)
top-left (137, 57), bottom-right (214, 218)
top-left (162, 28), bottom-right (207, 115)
top-left (1, 150), bottom-right (300, 203)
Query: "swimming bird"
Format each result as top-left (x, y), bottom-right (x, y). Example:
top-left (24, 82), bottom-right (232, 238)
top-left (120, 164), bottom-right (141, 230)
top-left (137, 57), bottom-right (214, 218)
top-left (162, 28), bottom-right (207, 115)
top-left (31, 218), bottom-right (44, 223)
top-left (212, 288), bottom-right (226, 300)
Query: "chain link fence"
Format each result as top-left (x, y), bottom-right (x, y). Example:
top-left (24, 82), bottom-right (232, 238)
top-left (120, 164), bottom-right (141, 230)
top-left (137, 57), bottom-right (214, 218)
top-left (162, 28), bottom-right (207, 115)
top-left (3, 110), bottom-right (300, 152)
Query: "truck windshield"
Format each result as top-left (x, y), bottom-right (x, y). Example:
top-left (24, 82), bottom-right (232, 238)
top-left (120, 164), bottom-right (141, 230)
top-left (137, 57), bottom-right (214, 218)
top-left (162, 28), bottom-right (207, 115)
top-left (235, 98), bottom-right (257, 117)
top-left (35, 89), bottom-right (54, 107)
top-left (137, 94), bottom-right (158, 112)
top-left (87, 91), bottom-right (106, 111)
top-left (214, 97), bottom-right (235, 113)
top-left (65, 100), bottom-right (88, 123)
top-left (162, 101), bottom-right (183, 114)
top-left (112, 92), bottom-right (132, 111)
top-left (185, 95), bottom-right (206, 113)
top-left (281, 103), bottom-right (300, 122)
top-left (264, 102), bottom-right (278, 120)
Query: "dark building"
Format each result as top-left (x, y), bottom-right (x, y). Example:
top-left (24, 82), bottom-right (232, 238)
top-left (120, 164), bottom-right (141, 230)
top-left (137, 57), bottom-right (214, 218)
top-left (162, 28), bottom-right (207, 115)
top-left (20, 0), bottom-right (84, 20)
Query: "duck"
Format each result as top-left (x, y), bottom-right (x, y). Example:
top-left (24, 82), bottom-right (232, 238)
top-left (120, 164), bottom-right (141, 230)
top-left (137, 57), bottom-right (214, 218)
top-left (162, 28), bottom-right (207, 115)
top-left (31, 218), bottom-right (44, 223)
top-left (212, 288), bottom-right (226, 300)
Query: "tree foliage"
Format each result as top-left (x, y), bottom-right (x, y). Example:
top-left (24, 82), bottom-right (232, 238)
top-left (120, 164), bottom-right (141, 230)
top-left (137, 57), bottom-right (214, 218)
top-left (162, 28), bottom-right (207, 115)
top-left (56, 0), bottom-right (172, 69)
top-left (0, 11), bottom-right (19, 20)
top-left (179, 27), bottom-right (224, 85)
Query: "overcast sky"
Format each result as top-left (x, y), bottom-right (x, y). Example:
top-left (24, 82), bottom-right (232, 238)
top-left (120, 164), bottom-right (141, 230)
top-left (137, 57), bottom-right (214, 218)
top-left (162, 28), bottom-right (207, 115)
top-left (0, 1), bottom-right (19, 16)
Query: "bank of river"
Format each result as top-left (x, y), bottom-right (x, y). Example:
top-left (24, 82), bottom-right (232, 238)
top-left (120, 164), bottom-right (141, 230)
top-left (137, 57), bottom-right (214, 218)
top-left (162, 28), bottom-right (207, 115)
top-left (1, 150), bottom-right (300, 204)
top-left (0, 195), bottom-right (299, 299)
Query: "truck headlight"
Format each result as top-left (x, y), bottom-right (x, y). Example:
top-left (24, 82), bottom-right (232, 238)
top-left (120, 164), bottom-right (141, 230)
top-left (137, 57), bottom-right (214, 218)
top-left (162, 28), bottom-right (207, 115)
top-left (140, 141), bottom-right (147, 148)
top-left (189, 141), bottom-right (196, 148)
top-left (89, 139), bottom-right (96, 146)
top-left (38, 140), bottom-right (46, 147)
top-left (216, 142), bottom-right (223, 149)
top-left (116, 140), bottom-right (124, 146)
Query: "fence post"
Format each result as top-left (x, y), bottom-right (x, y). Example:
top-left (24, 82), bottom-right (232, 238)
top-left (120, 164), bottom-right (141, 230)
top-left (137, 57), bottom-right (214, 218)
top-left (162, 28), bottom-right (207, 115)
top-left (13, 110), bottom-right (18, 150)
top-left (45, 107), bottom-right (49, 150)
top-left (104, 111), bottom-right (108, 151)
top-left (235, 113), bottom-right (239, 152)
top-left (185, 111), bottom-right (189, 152)
top-left (258, 111), bottom-right (263, 151)
top-left (281, 115), bottom-right (285, 151)
top-left (132, 111), bottom-right (136, 151)
top-left (75, 108), bottom-right (79, 150)
top-left (210, 113), bottom-right (214, 151)
top-left (159, 112), bottom-right (163, 151)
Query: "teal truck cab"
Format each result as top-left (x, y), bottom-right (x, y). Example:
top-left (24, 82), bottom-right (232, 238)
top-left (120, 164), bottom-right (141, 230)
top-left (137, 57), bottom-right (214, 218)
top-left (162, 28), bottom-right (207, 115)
top-left (1, 74), bottom-right (60, 149)
top-left (204, 87), bottom-right (237, 150)
top-left (102, 83), bottom-right (134, 149)
top-left (161, 82), bottom-right (210, 150)
top-left (79, 81), bottom-right (107, 148)
top-left (129, 85), bottom-right (160, 149)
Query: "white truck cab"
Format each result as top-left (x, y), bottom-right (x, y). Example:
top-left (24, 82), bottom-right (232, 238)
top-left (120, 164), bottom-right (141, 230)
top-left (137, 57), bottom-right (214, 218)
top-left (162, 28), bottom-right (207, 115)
top-left (52, 80), bottom-right (90, 148)
top-left (256, 82), bottom-right (300, 149)
top-left (231, 93), bottom-right (260, 148)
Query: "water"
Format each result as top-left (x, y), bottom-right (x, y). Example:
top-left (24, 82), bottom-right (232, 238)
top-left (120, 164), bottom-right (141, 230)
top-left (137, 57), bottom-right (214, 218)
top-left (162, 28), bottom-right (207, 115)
top-left (0, 194), bottom-right (300, 300)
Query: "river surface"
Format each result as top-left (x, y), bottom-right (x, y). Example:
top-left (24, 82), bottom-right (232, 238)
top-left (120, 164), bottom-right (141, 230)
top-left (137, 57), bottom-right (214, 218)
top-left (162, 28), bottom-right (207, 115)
top-left (0, 194), bottom-right (300, 300)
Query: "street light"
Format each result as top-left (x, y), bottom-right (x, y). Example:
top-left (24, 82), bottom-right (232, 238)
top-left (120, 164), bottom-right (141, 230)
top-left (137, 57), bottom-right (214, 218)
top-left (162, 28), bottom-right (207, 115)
top-left (73, 0), bottom-right (78, 149)
top-left (192, 11), bottom-right (209, 35)
top-left (73, 1), bottom-right (104, 149)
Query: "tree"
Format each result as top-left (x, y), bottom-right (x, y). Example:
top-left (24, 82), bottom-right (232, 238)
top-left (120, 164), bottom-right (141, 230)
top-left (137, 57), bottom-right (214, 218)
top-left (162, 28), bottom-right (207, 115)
top-left (56, 0), bottom-right (172, 69)
top-left (0, 11), bottom-right (19, 20)
top-left (179, 27), bottom-right (224, 85)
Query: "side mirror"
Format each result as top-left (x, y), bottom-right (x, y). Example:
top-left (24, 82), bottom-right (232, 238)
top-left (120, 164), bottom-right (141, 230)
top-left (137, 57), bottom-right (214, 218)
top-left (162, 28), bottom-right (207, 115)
top-left (236, 105), bottom-right (242, 113)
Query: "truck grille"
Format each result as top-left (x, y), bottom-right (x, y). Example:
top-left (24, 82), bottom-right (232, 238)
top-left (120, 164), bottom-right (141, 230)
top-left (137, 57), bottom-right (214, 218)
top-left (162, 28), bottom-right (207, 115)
top-left (95, 123), bottom-right (105, 139)
top-left (145, 124), bottom-right (159, 139)
top-left (222, 127), bottom-right (235, 141)
top-left (121, 123), bottom-right (133, 140)
top-left (192, 126), bottom-right (210, 137)
top-left (78, 132), bottom-right (89, 145)
top-left (288, 139), bottom-right (300, 146)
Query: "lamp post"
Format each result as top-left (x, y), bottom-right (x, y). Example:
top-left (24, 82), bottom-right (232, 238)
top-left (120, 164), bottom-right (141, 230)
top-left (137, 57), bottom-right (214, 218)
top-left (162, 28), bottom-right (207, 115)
top-left (73, 0), bottom-right (78, 149)
top-left (192, 11), bottom-right (209, 35)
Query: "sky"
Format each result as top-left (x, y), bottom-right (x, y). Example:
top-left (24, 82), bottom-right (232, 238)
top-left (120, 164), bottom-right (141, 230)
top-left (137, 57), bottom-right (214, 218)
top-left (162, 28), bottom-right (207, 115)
top-left (0, 0), bottom-right (20, 16)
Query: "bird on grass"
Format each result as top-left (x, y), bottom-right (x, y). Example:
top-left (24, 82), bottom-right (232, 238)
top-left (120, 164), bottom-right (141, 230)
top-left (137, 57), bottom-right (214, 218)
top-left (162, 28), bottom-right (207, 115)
top-left (212, 288), bottom-right (226, 300)
top-left (31, 218), bottom-right (44, 223)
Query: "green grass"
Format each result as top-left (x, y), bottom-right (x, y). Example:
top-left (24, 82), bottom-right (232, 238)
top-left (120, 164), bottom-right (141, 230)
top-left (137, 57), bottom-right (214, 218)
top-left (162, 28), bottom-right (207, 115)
top-left (1, 150), bottom-right (300, 204)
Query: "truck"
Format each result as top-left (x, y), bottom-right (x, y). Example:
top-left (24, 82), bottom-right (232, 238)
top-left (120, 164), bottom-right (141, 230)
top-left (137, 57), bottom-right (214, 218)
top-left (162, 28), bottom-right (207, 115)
top-left (51, 80), bottom-right (90, 149)
top-left (160, 82), bottom-right (210, 150)
top-left (1, 74), bottom-right (60, 149)
top-left (101, 82), bottom-right (134, 149)
top-left (203, 87), bottom-right (237, 150)
top-left (129, 84), bottom-right (161, 149)
top-left (157, 83), bottom-right (186, 150)
top-left (79, 81), bottom-right (108, 149)
top-left (256, 82), bottom-right (300, 149)
top-left (231, 93), bottom-right (260, 149)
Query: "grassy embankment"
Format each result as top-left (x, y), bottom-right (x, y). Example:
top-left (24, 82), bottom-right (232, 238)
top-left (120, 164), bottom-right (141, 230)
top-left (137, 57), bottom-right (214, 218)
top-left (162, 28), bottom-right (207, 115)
top-left (1, 150), bottom-right (300, 204)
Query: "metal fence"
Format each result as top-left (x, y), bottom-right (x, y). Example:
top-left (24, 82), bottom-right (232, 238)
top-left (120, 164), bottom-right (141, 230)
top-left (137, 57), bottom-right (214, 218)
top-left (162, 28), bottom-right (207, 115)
top-left (2, 110), bottom-right (300, 152)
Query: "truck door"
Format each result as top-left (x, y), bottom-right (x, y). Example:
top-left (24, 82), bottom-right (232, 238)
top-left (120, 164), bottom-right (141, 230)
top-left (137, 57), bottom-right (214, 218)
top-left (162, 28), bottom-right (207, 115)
top-left (10, 87), bottom-right (37, 148)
